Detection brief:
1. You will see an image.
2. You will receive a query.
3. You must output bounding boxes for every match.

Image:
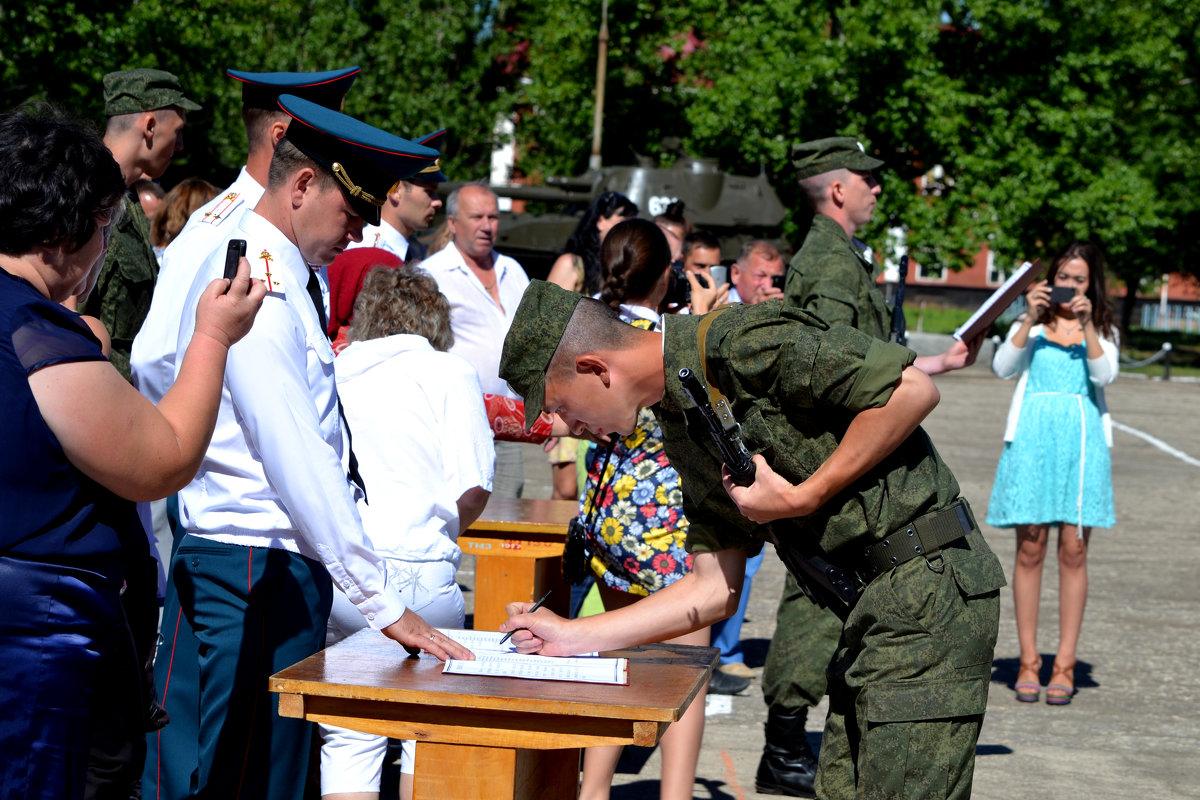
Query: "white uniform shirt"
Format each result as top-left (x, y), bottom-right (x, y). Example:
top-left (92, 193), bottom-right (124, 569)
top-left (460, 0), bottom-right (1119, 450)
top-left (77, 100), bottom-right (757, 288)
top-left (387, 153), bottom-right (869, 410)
top-left (335, 334), bottom-right (494, 564)
top-left (347, 220), bottom-right (409, 261)
top-left (174, 210), bottom-right (404, 629)
top-left (132, 167), bottom-right (266, 405)
top-left (420, 244), bottom-right (529, 398)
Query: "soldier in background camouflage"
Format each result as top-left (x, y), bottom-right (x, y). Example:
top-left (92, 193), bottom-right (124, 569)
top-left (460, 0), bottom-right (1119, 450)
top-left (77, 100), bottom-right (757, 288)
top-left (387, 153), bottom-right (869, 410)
top-left (758, 138), bottom-right (988, 796)
top-left (80, 68), bottom-right (199, 379)
top-left (498, 281), bottom-right (1004, 800)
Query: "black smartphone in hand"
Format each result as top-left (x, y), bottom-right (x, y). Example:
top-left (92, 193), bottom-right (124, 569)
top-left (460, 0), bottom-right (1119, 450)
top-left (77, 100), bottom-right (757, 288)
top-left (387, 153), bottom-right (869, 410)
top-left (223, 239), bottom-right (247, 281)
top-left (1048, 286), bottom-right (1076, 304)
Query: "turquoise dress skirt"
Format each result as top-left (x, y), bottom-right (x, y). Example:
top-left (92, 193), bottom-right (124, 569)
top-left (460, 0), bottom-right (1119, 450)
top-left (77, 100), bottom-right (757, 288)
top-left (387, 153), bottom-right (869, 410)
top-left (987, 336), bottom-right (1115, 530)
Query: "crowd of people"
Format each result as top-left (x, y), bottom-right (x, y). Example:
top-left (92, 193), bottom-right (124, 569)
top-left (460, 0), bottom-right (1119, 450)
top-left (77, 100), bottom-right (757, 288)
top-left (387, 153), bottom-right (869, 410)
top-left (0, 57), bottom-right (1119, 800)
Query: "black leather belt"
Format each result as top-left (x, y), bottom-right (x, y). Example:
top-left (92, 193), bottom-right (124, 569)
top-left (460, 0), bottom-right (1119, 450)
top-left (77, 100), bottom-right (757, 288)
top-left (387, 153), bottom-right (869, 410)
top-left (857, 499), bottom-right (975, 581)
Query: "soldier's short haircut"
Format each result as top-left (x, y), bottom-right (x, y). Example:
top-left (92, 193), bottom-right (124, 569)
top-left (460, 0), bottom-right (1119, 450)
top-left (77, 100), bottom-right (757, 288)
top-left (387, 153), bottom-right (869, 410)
top-left (547, 296), bottom-right (640, 384)
top-left (104, 107), bottom-right (181, 137)
top-left (266, 137), bottom-right (335, 192)
top-left (799, 169), bottom-right (847, 211)
top-left (242, 107), bottom-right (289, 154)
top-left (681, 229), bottom-right (720, 258)
top-left (0, 105), bottom-right (126, 256)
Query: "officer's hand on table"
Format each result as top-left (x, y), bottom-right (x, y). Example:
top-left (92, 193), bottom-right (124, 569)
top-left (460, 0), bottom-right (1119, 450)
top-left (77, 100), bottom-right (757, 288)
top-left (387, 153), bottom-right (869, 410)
top-left (722, 454), bottom-right (819, 524)
top-left (193, 256), bottom-right (267, 349)
top-left (382, 609), bottom-right (475, 661)
top-left (500, 602), bottom-right (574, 656)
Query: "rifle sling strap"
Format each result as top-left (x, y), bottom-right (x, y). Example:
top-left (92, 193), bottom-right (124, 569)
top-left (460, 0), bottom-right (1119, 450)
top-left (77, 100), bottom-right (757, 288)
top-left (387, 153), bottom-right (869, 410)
top-left (694, 308), bottom-right (739, 435)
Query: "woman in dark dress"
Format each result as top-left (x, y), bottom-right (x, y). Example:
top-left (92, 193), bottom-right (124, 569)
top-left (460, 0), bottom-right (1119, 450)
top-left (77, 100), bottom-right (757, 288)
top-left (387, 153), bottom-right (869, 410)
top-left (0, 106), bottom-right (264, 799)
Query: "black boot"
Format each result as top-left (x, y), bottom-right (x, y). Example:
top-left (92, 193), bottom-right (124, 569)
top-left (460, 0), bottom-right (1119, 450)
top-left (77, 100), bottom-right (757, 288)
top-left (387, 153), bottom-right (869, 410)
top-left (755, 708), bottom-right (818, 797)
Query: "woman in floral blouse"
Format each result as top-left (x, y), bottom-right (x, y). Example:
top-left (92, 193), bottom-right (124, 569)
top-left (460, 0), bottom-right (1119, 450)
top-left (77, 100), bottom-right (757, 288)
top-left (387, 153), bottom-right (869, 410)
top-left (575, 218), bottom-right (706, 800)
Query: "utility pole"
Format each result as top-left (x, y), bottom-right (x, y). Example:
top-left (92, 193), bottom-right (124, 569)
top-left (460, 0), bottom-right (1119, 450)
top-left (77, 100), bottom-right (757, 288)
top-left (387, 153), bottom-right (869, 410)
top-left (588, 0), bottom-right (609, 172)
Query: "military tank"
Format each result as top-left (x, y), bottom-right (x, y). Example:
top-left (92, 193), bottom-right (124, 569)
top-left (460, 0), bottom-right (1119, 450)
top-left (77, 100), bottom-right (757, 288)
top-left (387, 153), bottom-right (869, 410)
top-left (442, 151), bottom-right (790, 280)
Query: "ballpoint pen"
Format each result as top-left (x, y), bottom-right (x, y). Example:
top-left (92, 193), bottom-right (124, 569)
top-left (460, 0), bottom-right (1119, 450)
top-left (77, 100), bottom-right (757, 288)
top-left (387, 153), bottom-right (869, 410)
top-left (498, 589), bottom-right (552, 645)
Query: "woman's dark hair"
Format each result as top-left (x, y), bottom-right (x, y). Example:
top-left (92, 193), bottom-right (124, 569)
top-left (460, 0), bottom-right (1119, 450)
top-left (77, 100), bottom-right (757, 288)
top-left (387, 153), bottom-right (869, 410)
top-left (563, 190), bottom-right (638, 295)
top-left (0, 105), bottom-right (126, 256)
top-left (599, 218), bottom-right (671, 309)
top-left (1040, 240), bottom-right (1115, 338)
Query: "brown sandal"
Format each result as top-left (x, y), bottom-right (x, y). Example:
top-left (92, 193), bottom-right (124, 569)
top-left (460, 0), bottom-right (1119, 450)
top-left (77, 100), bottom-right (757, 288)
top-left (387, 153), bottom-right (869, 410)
top-left (1015, 656), bottom-right (1041, 703)
top-left (1046, 661), bottom-right (1076, 705)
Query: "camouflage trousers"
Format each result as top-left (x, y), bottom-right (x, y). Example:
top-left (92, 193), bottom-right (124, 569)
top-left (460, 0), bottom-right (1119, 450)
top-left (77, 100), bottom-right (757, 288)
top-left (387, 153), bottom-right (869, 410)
top-left (762, 573), bottom-right (842, 711)
top-left (815, 529), bottom-right (1004, 800)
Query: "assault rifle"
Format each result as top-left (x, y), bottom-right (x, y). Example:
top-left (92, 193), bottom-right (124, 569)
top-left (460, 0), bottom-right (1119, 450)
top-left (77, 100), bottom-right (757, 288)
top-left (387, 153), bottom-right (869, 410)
top-left (677, 367), bottom-right (861, 611)
top-left (890, 254), bottom-right (908, 346)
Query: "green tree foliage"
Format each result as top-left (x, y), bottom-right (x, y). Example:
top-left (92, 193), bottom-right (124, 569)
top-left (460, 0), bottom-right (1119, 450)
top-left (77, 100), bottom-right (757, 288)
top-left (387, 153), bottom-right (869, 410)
top-left (0, 0), bottom-right (520, 186)
top-left (3, 0), bottom-right (1197, 316)
top-left (511, 0), bottom-right (1199, 313)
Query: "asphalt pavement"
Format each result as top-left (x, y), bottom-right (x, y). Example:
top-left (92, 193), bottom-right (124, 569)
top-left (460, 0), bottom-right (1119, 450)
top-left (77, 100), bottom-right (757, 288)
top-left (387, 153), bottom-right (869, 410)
top-left (461, 335), bottom-right (1200, 799)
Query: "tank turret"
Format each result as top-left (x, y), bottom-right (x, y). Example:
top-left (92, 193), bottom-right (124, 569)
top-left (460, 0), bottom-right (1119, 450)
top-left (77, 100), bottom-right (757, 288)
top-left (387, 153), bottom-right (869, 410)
top-left (437, 151), bottom-right (789, 280)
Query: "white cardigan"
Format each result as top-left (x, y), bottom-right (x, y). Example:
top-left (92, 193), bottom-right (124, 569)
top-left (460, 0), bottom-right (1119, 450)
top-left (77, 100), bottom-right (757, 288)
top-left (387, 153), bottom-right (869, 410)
top-left (993, 320), bottom-right (1120, 447)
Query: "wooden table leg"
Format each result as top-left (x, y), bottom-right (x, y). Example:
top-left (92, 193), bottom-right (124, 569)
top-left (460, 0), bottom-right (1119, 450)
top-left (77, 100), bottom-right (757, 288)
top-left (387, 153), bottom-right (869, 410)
top-left (414, 742), bottom-right (580, 800)
top-left (471, 555), bottom-right (569, 632)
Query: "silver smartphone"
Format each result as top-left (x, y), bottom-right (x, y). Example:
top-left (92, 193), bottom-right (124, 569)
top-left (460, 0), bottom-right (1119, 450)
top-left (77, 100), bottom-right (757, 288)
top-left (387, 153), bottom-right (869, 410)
top-left (709, 265), bottom-right (729, 287)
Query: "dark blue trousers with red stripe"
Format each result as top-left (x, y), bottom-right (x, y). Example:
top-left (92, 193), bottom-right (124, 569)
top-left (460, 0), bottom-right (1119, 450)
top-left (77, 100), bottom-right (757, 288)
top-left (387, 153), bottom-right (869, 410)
top-left (143, 534), bottom-right (331, 800)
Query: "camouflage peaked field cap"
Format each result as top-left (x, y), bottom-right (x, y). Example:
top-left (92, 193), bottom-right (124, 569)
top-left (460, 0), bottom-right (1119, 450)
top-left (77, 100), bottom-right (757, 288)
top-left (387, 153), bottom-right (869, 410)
top-left (791, 137), bottom-right (884, 180)
top-left (499, 280), bottom-right (586, 429)
top-left (104, 69), bottom-right (201, 116)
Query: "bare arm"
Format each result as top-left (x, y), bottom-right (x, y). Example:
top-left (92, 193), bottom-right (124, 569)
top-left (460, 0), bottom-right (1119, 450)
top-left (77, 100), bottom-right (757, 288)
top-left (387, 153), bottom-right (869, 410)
top-left (456, 486), bottom-right (491, 531)
top-left (28, 260), bottom-right (265, 501)
top-left (546, 253), bottom-right (583, 292)
top-left (500, 548), bottom-right (746, 656)
top-left (723, 365), bottom-right (940, 524)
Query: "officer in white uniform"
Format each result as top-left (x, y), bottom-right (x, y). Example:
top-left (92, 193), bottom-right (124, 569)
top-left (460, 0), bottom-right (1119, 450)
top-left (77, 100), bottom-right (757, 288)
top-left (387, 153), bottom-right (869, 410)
top-left (132, 66), bottom-right (361, 406)
top-left (346, 128), bottom-right (446, 263)
top-left (161, 94), bottom-right (473, 800)
top-left (135, 67), bottom-right (363, 800)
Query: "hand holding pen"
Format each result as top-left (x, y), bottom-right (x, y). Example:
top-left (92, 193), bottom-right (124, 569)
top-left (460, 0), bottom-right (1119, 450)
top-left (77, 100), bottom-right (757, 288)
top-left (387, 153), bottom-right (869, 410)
top-left (498, 589), bottom-right (552, 645)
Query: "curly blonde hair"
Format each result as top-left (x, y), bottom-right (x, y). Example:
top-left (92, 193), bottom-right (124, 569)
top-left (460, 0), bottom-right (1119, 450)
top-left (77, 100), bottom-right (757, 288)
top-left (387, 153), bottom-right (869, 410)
top-left (348, 266), bottom-right (454, 351)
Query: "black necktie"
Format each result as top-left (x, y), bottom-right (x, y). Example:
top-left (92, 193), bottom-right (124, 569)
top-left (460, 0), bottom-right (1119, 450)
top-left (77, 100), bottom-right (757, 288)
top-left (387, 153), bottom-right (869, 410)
top-left (305, 269), bottom-right (329, 333)
top-left (305, 268), bottom-right (368, 501)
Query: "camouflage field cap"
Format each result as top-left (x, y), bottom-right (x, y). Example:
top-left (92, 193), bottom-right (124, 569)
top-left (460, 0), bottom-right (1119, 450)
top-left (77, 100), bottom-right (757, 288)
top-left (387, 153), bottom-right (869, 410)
top-left (499, 280), bottom-right (586, 429)
top-left (103, 69), bottom-right (201, 116)
top-left (790, 137), bottom-right (884, 180)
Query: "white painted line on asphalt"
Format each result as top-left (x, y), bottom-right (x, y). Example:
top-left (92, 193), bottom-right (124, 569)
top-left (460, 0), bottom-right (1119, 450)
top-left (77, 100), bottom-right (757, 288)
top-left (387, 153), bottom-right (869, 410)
top-left (705, 693), bottom-right (732, 716)
top-left (1113, 420), bottom-right (1200, 467)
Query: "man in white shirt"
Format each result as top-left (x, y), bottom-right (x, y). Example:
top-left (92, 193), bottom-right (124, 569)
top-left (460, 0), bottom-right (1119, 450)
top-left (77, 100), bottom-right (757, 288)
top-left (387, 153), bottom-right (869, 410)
top-left (421, 183), bottom-right (530, 497)
top-left (347, 129), bottom-right (446, 263)
top-left (163, 95), bottom-right (471, 800)
top-left (134, 67), bottom-right (363, 800)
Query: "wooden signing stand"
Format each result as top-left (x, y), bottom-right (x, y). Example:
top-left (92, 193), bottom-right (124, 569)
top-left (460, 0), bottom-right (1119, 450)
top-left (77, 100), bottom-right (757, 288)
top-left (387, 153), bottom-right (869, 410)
top-left (271, 629), bottom-right (717, 800)
top-left (459, 497), bottom-right (578, 632)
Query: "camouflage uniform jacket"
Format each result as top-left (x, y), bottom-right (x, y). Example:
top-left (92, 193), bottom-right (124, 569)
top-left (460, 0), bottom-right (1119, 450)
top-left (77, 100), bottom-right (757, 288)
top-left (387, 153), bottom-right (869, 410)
top-left (654, 301), bottom-right (961, 562)
top-left (80, 195), bottom-right (157, 381)
top-left (783, 213), bottom-right (889, 339)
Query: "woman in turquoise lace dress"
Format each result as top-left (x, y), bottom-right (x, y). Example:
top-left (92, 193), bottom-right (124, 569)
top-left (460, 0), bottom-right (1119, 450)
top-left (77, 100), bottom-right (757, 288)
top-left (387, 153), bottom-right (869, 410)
top-left (987, 241), bottom-right (1118, 706)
